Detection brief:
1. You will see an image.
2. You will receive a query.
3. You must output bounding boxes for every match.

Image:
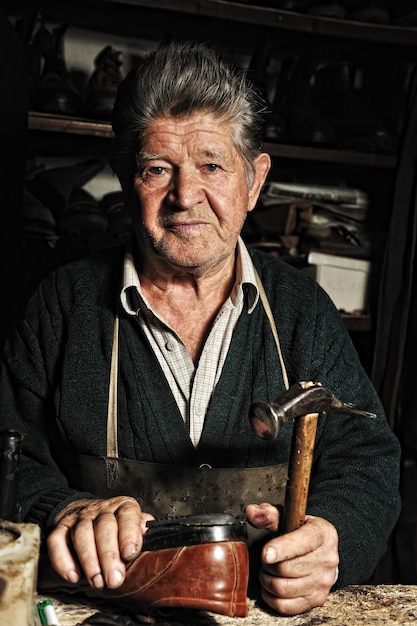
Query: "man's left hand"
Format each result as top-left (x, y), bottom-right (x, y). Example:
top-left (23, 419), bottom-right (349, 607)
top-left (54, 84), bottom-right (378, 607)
top-left (245, 503), bottom-right (339, 616)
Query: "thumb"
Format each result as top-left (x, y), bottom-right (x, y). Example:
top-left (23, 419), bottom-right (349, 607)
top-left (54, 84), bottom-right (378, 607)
top-left (245, 503), bottom-right (280, 532)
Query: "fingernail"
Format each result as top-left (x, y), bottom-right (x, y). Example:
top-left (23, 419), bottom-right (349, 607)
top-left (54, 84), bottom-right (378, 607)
top-left (123, 542), bottom-right (139, 561)
top-left (264, 547), bottom-right (277, 564)
top-left (91, 573), bottom-right (105, 589)
top-left (67, 569), bottom-right (79, 584)
top-left (108, 569), bottom-right (123, 588)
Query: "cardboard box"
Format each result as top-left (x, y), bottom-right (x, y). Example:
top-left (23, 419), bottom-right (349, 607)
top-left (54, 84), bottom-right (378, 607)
top-left (302, 251), bottom-right (370, 313)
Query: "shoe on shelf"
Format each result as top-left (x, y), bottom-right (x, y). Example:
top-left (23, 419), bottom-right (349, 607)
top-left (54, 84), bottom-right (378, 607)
top-left (86, 45), bottom-right (124, 120)
top-left (33, 22), bottom-right (85, 117)
top-left (26, 159), bottom-right (104, 217)
top-left (248, 42), bottom-right (287, 143)
top-left (343, 0), bottom-right (390, 23)
top-left (305, 1), bottom-right (347, 18)
top-left (14, 11), bottom-right (46, 109)
top-left (274, 54), bottom-right (335, 147)
top-left (101, 191), bottom-right (132, 243)
top-left (256, 1), bottom-right (310, 10)
top-left (21, 188), bottom-right (56, 240)
top-left (387, 0), bottom-right (417, 25)
top-left (57, 188), bottom-right (109, 236)
top-left (312, 59), bottom-right (399, 153)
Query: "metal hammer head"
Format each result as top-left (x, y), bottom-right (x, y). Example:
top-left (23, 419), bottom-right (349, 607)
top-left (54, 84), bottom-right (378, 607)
top-left (249, 381), bottom-right (376, 441)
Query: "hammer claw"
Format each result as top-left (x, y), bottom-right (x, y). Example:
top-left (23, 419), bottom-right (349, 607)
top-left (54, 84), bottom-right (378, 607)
top-left (250, 381), bottom-right (376, 440)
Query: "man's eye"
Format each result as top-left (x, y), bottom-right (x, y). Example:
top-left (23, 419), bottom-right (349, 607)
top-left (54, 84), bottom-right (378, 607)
top-left (149, 166), bottom-right (165, 175)
top-left (205, 163), bottom-right (220, 172)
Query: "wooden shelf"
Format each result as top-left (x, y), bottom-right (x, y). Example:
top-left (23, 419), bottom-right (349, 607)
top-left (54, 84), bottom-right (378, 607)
top-left (28, 111), bottom-right (114, 138)
top-left (103, 0), bottom-right (417, 46)
top-left (28, 111), bottom-right (397, 168)
top-left (265, 142), bottom-right (397, 169)
top-left (13, 0), bottom-right (416, 48)
top-left (341, 313), bottom-right (371, 332)
top-left (7, 2), bottom-right (417, 70)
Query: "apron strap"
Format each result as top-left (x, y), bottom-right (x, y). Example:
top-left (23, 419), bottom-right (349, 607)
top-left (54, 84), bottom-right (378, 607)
top-left (254, 267), bottom-right (290, 392)
top-left (107, 314), bottom-right (119, 458)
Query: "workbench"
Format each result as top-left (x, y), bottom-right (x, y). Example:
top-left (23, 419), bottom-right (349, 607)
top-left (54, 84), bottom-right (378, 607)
top-left (38, 585), bottom-right (417, 626)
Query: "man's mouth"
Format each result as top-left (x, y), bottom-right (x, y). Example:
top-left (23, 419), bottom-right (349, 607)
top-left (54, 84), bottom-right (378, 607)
top-left (165, 220), bottom-right (209, 233)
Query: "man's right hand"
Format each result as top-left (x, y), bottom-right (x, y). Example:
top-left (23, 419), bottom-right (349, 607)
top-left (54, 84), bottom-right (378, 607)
top-left (46, 496), bottom-right (154, 590)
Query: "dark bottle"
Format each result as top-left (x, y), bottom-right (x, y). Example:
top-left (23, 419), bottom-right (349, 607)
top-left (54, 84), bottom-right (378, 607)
top-left (0, 429), bottom-right (22, 521)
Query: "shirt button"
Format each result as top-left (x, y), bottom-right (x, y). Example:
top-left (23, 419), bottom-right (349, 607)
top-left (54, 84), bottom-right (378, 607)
top-left (195, 405), bottom-right (203, 417)
top-left (165, 339), bottom-right (177, 351)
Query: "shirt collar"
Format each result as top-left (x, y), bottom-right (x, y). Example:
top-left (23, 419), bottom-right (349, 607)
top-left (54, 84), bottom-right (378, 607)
top-left (120, 236), bottom-right (259, 316)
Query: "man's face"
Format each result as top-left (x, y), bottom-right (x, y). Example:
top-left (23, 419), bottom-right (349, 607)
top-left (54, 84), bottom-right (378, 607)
top-left (131, 112), bottom-right (270, 276)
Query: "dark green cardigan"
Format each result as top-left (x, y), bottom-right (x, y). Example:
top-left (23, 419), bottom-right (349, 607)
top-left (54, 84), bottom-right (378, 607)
top-left (0, 247), bottom-right (401, 588)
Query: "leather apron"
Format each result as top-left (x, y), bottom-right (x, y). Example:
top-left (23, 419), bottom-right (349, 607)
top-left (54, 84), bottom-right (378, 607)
top-left (71, 267), bottom-right (290, 523)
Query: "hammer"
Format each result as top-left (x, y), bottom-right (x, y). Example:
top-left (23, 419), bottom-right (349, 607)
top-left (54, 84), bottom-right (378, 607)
top-left (249, 381), bottom-right (376, 534)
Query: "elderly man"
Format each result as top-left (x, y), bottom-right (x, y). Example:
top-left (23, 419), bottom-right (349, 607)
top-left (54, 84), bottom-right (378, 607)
top-left (0, 41), bottom-right (400, 617)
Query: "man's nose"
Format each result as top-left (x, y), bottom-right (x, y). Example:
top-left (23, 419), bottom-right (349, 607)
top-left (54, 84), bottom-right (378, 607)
top-left (169, 168), bottom-right (204, 209)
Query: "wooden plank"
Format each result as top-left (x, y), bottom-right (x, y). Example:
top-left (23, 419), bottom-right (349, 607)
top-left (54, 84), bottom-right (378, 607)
top-left (98, 0), bottom-right (417, 46)
top-left (265, 142), bottom-right (397, 169)
top-left (28, 112), bottom-right (114, 138)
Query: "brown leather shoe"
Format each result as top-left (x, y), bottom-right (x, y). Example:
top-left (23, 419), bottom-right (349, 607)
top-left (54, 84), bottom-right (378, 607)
top-left (38, 515), bottom-right (249, 619)
top-left (107, 541), bottom-right (249, 618)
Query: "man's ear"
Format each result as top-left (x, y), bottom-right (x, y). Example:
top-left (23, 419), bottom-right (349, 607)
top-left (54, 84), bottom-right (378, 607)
top-left (248, 152), bottom-right (271, 212)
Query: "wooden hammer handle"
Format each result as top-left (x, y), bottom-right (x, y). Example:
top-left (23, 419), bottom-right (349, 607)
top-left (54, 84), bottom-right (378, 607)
top-left (281, 412), bottom-right (319, 535)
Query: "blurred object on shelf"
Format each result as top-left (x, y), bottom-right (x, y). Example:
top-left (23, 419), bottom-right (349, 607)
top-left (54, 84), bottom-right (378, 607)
top-left (249, 42), bottom-right (287, 143)
top-left (305, 1), bottom-right (347, 18)
top-left (343, 0), bottom-right (390, 23)
top-left (250, 47), bottom-right (411, 154)
top-left (0, 430), bottom-right (22, 522)
top-left (21, 188), bottom-right (57, 240)
top-left (262, 180), bottom-right (369, 209)
top-left (312, 58), bottom-right (405, 154)
top-left (32, 21), bottom-right (85, 116)
top-left (57, 187), bottom-right (109, 236)
top-left (86, 45), bottom-right (124, 120)
top-left (101, 191), bottom-right (132, 245)
top-left (247, 178), bottom-right (373, 259)
top-left (387, 0), bottom-right (417, 25)
top-left (273, 54), bottom-right (336, 147)
top-left (26, 158), bottom-right (104, 216)
top-left (302, 250), bottom-right (371, 313)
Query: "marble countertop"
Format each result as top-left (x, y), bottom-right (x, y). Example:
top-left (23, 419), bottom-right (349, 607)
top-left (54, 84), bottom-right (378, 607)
top-left (36, 585), bottom-right (417, 626)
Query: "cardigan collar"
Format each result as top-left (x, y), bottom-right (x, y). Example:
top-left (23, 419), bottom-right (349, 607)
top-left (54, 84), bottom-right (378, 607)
top-left (120, 236), bottom-right (259, 317)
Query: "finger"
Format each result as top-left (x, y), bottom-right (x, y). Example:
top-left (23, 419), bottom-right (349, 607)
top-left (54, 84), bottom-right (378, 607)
top-left (261, 585), bottom-right (318, 617)
top-left (260, 572), bottom-right (310, 616)
top-left (47, 523), bottom-right (81, 584)
top-left (261, 568), bottom-right (306, 599)
top-left (71, 514), bottom-right (109, 588)
top-left (115, 500), bottom-right (152, 562)
top-left (245, 503), bottom-right (280, 532)
top-left (48, 497), bottom-right (155, 591)
top-left (260, 570), bottom-right (331, 616)
top-left (93, 510), bottom-right (126, 589)
top-left (262, 516), bottom-right (325, 566)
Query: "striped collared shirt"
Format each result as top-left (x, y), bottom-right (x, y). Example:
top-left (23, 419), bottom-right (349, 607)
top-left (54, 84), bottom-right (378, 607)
top-left (120, 237), bottom-right (259, 446)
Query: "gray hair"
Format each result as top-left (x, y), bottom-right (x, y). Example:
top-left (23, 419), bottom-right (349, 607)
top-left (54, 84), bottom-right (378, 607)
top-left (111, 41), bottom-right (266, 190)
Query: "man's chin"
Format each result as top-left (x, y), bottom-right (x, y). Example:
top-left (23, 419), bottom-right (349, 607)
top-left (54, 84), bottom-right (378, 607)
top-left (161, 251), bottom-right (229, 277)
top-left (138, 232), bottom-right (232, 276)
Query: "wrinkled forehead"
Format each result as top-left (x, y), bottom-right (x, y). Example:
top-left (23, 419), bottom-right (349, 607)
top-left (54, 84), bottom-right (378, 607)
top-left (136, 112), bottom-right (241, 161)
top-left (141, 110), bottom-right (237, 141)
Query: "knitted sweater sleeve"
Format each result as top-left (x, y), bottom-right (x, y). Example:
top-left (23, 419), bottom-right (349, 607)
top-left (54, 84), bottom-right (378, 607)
top-left (0, 263), bottom-right (101, 534)
top-left (253, 252), bottom-right (401, 588)
top-left (291, 278), bottom-right (401, 588)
